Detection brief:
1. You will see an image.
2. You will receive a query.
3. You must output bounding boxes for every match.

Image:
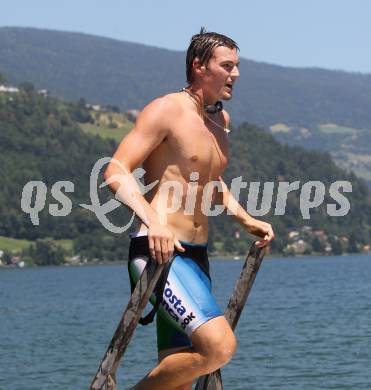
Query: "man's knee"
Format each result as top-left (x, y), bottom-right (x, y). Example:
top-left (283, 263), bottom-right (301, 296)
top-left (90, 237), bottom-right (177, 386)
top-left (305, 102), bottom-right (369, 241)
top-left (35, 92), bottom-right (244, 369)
top-left (210, 333), bottom-right (237, 367)
top-left (192, 319), bottom-right (237, 371)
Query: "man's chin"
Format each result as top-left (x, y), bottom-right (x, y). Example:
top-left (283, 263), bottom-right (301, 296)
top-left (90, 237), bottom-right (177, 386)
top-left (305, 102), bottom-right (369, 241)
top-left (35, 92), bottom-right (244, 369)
top-left (221, 92), bottom-right (233, 101)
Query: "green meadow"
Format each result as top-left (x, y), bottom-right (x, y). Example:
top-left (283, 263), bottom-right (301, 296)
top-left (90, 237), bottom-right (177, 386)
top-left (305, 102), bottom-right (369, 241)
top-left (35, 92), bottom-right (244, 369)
top-left (0, 236), bottom-right (73, 252)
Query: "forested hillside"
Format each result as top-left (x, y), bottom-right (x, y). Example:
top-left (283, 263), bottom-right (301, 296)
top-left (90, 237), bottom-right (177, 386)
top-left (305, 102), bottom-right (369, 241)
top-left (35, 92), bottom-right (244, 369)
top-left (1, 27), bottom-right (371, 129)
top-left (0, 89), bottom-right (132, 262)
top-left (1, 89), bottom-right (370, 264)
top-left (222, 124), bottom-right (371, 253)
top-left (2, 27), bottom-right (371, 186)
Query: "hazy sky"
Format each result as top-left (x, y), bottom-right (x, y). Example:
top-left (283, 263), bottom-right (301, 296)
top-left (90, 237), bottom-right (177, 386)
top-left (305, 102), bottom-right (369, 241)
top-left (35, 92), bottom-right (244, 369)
top-left (1, 0), bottom-right (370, 73)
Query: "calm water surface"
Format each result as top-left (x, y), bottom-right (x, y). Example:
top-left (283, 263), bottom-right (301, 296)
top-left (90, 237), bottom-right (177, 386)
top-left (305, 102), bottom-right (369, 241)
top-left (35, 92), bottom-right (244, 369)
top-left (1, 254), bottom-right (370, 390)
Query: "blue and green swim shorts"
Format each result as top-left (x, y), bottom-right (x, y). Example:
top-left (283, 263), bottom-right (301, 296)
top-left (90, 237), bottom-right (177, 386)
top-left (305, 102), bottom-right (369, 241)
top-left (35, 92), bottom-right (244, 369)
top-left (128, 235), bottom-right (223, 352)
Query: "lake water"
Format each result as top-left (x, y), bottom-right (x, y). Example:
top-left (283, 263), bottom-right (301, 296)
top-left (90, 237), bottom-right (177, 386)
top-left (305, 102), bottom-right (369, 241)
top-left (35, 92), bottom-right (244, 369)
top-left (1, 254), bottom-right (370, 390)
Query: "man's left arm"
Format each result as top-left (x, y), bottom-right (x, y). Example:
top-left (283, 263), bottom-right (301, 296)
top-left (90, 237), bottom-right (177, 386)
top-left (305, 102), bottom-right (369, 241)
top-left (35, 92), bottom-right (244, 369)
top-left (218, 176), bottom-right (274, 247)
top-left (219, 110), bottom-right (274, 246)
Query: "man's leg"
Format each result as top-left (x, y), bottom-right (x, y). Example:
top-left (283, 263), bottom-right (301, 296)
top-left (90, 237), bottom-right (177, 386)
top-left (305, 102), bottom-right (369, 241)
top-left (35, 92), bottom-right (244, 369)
top-left (130, 315), bottom-right (237, 390)
top-left (158, 347), bottom-right (194, 390)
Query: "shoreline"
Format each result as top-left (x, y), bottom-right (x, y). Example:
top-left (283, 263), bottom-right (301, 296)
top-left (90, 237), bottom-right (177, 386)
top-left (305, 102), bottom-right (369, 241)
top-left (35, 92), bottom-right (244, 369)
top-left (1, 251), bottom-right (370, 269)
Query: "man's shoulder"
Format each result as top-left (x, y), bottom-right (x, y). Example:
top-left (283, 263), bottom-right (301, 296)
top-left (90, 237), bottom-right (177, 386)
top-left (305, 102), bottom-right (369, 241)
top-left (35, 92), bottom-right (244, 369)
top-left (132, 93), bottom-right (184, 137)
top-left (142, 93), bottom-right (183, 118)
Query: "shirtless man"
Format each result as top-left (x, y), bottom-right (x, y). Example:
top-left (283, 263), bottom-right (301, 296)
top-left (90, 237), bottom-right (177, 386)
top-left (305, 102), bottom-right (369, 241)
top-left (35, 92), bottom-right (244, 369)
top-left (104, 29), bottom-right (274, 390)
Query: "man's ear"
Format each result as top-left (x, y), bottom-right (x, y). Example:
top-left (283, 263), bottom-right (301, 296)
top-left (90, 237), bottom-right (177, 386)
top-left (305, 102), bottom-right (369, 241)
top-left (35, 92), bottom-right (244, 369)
top-left (193, 57), bottom-right (206, 77)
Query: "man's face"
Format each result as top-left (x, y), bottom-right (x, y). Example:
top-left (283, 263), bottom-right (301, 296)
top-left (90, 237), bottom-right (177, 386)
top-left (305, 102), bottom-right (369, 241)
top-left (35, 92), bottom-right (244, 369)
top-left (201, 46), bottom-right (240, 101)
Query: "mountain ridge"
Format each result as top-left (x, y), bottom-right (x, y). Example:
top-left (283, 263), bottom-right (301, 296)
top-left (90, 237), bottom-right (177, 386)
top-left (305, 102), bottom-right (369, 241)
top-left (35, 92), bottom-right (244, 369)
top-left (4, 26), bottom-right (370, 74)
top-left (1, 26), bottom-right (371, 185)
top-left (1, 26), bottom-right (371, 128)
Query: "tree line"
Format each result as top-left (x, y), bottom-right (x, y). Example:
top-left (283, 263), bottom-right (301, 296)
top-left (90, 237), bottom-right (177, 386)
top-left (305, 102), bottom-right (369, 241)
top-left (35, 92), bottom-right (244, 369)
top-left (0, 88), bottom-right (370, 264)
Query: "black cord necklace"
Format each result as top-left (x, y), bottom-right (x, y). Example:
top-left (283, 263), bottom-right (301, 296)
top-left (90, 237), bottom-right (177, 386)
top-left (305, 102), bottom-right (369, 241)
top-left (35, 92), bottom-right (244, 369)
top-left (181, 88), bottom-right (223, 114)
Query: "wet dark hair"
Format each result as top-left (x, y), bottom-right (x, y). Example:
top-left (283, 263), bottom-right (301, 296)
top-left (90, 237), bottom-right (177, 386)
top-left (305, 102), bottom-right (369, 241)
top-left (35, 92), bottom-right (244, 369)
top-left (186, 27), bottom-right (239, 84)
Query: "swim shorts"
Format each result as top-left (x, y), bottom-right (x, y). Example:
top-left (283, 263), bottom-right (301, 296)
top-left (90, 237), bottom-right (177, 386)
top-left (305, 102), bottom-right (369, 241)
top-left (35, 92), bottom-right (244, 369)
top-left (128, 235), bottom-right (223, 352)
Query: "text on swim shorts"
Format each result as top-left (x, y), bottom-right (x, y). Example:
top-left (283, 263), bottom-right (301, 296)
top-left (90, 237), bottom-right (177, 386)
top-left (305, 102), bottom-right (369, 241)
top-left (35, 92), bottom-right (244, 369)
top-left (161, 280), bottom-right (196, 330)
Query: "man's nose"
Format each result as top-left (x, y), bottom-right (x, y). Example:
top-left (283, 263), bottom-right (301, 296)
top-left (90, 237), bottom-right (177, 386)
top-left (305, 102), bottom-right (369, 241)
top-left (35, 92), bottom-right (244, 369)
top-left (231, 65), bottom-right (240, 79)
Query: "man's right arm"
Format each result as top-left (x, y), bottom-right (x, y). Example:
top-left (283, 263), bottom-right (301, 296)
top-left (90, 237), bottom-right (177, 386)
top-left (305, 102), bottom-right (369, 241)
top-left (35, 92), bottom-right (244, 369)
top-left (103, 97), bottom-right (184, 263)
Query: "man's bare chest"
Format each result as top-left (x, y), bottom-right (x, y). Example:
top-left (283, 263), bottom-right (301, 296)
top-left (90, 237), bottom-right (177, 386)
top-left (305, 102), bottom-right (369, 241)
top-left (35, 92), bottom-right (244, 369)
top-left (167, 119), bottom-right (229, 174)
